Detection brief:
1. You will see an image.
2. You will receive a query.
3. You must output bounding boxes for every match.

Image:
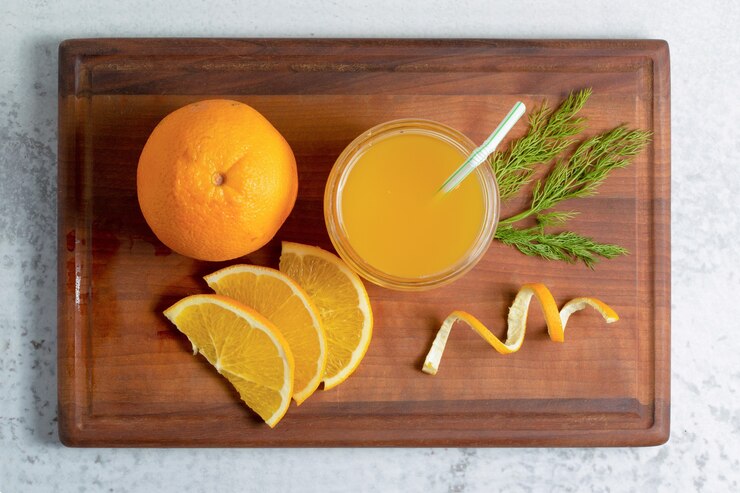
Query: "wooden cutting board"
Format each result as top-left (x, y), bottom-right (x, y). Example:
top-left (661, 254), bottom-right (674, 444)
top-left (58, 38), bottom-right (670, 447)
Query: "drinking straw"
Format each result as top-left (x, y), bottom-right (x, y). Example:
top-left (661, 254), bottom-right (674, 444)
top-left (437, 101), bottom-right (526, 195)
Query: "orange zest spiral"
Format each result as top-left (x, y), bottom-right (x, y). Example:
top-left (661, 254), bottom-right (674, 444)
top-left (422, 283), bottom-right (619, 375)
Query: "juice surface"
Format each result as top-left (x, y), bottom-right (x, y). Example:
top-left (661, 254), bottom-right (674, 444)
top-left (340, 132), bottom-right (486, 278)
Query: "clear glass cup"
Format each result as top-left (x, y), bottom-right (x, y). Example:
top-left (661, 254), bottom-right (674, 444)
top-left (324, 119), bottom-right (500, 291)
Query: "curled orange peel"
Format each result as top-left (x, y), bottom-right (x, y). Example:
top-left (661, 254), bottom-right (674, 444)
top-left (422, 283), bottom-right (619, 375)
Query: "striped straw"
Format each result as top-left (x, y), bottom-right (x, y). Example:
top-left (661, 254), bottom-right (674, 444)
top-left (438, 101), bottom-right (526, 195)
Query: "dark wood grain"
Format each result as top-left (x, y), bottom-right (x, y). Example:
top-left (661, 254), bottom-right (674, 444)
top-left (57, 38), bottom-right (670, 447)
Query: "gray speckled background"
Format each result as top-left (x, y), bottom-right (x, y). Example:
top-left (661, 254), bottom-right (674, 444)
top-left (1, 0), bottom-right (739, 491)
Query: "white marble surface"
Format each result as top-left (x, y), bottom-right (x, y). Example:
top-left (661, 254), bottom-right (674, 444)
top-left (1, 0), bottom-right (739, 491)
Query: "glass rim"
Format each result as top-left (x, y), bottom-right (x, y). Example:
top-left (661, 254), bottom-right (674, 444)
top-left (324, 118), bottom-right (500, 291)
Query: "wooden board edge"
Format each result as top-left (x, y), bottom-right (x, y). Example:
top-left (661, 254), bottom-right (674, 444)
top-left (54, 428), bottom-right (671, 448)
top-left (58, 399), bottom-right (668, 448)
top-left (57, 80), bottom-right (78, 446)
top-left (58, 407), bottom-right (84, 448)
top-left (57, 76), bottom-right (93, 448)
top-left (650, 38), bottom-right (671, 446)
top-left (59, 40), bottom-right (82, 97)
top-left (57, 38), bottom-right (674, 97)
top-left (55, 37), bottom-right (672, 49)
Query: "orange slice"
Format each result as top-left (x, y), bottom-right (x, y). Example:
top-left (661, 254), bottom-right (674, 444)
top-left (164, 294), bottom-right (294, 427)
top-left (279, 242), bottom-right (373, 390)
top-left (422, 283), bottom-right (619, 375)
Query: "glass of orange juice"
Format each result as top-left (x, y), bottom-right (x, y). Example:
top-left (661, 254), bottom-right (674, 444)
top-left (324, 119), bottom-right (500, 290)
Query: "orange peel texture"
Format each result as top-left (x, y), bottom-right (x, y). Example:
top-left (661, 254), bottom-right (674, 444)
top-left (137, 99), bottom-right (297, 261)
top-left (422, 283), bottom-right (619, 375)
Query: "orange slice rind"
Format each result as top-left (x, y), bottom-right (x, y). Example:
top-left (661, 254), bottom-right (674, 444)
top-left (422, 283), bottom-right (619, 375)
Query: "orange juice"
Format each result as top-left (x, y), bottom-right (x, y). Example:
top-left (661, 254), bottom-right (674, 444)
top-left (325, 119), bottom-right (499, 290)
top-left (340, 133), bottom-right (485, 278)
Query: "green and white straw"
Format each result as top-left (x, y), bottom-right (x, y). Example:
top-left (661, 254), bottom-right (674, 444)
top-left (438, 101), bottom-right (526, 195)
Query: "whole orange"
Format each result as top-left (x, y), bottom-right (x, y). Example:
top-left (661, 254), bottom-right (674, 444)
top-left (137, 100), bottom-right (298, 261)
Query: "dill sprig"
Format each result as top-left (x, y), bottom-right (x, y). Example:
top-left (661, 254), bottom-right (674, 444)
top-left (499, 126), bottom-right (652, 227)
top-left (495, 225), bottom-right (629, 269)
top-left (491, 88), bottom-right (591, 200)
top-left (493, 91), bottom-right (652, 268)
